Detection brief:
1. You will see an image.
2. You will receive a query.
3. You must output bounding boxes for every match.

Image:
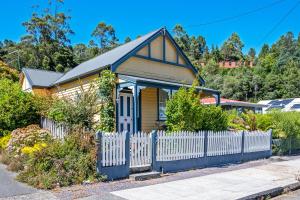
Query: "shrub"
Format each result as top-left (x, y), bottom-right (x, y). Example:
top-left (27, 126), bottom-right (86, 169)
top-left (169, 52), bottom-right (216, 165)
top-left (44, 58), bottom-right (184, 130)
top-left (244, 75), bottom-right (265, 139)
top-left (165, 85), bottom-right (228, 132)
top-left (0, 125), bottom-right (52, 172)
top-left (228, 110), bottom-right (262, 131)
top-left (201, 105), bottom-right (228, 131)
top-left (17, 131), bottom-right (100, 189)
top-left (47, 82), bottom-right (100, 130)
top-left (6, 125), bottom-right (51, 154)
top-left (0, 78), bottom-right (39, 131)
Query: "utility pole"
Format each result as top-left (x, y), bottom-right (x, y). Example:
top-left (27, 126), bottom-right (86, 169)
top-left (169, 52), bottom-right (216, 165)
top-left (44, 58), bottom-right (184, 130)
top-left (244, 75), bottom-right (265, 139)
top-left (6, 50), bottom-right (20, 70)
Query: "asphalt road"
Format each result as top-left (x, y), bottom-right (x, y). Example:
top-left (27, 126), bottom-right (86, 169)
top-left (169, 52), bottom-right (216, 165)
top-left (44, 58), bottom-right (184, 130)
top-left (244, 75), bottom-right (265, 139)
top-left (0, 163), bottom-right (37, 198)
top-left (0, 163), bottom-right (58, 199)
top-left (272, 189), bottom-right (300, 200)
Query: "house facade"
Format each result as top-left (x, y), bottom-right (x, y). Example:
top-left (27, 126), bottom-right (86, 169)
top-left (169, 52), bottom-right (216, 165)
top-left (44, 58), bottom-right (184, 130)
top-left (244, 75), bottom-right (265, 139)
top-left (20, 27), bottom-right (220, 133)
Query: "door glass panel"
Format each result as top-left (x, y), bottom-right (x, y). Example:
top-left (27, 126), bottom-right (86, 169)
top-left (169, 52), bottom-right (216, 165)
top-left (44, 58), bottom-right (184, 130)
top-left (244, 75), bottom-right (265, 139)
top-left (120, 123), bottom-right (124, 132)
top-left (127, 96), bottom-right (130, 117)
top-left (120, 96), bottom-right (124, 116)
top-left (127, 123), bottom-right (130, 133)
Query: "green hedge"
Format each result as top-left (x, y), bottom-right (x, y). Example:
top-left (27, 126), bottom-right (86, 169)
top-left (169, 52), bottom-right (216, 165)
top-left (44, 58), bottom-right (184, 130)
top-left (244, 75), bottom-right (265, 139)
top-left (165, 86), bottom-right (228, 132)
top-left (0, 78), bottom-right (39, 133)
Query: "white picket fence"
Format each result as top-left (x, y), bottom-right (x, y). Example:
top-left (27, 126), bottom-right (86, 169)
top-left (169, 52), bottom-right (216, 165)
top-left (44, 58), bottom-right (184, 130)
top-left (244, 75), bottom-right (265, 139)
top-left (156, 131), bottom-right (205, 161)
top-left (101, 132), bottom-right (126, 167)
top-left (130, 132), bottom-right (152, 167)
top-left (207, 131), bottom-right (243, 156)
top-left (99, 130), bottom-right (271, 168)
top-left (40, 117), bottom-right (68, 139)
top-left (244, 130), bottom-right (271, 153)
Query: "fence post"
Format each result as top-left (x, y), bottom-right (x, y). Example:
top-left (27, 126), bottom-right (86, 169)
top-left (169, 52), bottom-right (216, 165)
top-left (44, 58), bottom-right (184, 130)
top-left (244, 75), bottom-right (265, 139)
top-left (151, 130), bottom-right (157, 171)
top-left (204, 131), bottom-right (208, 166)
top-left (241, 130), bottom-right (245, 160)
top-left (125, 131), bottom-right (130, 170)
top-left (95, 131), bottom-right (102, 174)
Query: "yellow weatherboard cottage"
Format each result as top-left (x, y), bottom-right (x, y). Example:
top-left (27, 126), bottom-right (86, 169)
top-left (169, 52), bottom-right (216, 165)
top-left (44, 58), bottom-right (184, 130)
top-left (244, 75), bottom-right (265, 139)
top-left (20, 27), bottom-right (220, 133)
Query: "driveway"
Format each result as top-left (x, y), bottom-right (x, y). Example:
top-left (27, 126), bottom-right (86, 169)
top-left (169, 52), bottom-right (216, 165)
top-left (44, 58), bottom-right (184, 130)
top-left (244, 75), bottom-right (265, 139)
top-left (0, 164), bottom-right (56, 199)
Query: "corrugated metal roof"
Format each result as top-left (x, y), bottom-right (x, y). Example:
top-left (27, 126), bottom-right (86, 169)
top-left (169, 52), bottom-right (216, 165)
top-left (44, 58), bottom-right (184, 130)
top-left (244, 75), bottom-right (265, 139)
top-left (22, 68), bottom-right (64, 87)
top-left (201, 97), bottom-right (267, 108)
top-left (53, 28), bottom-right (162, 85)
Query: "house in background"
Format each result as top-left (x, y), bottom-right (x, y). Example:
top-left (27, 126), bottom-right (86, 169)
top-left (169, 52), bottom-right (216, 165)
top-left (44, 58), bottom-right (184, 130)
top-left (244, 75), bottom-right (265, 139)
top-left (201, 97), bottom-right (266, 114)
top-left (218, 60), bottom-right (253, 68)
top-left (20, 27), bottom-right (220, 133)
top-left (258, 98), bottom-right (300, 114)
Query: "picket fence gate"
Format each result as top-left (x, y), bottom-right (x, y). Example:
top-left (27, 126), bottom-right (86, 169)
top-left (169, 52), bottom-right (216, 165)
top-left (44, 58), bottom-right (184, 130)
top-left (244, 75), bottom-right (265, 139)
top-left (130, 132), bottom-right (152, 167)
top-left (100, 131), bottom-right (152, 168)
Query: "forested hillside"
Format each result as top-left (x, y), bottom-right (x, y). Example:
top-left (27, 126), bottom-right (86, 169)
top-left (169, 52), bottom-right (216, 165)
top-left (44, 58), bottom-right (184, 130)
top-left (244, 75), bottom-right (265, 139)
top-left (0, 0), bottom-right (299, 102)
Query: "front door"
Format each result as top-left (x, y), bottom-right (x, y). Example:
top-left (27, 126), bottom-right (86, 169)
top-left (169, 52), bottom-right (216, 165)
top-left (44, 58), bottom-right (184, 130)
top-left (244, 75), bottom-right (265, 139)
top-left (119, 93), bottom-right (133, 133)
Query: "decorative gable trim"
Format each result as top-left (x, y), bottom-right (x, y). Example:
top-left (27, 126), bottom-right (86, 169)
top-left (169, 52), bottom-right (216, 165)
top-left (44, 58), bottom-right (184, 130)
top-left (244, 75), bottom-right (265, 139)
top-left (111, 28), bottom-right (205, 86)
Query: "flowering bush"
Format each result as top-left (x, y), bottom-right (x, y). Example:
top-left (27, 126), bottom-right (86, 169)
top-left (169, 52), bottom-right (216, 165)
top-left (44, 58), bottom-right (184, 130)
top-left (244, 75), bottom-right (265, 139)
top-left (0, 134), bottom-right (11, 151)
top-left (21, 143), bottom-right (47, 155)
top-left (0, 125), bottom-right (52, 172)
top-left (6, 125), bottom-right (51, 154)
top-left (17, 131), bottom-right (101, 189)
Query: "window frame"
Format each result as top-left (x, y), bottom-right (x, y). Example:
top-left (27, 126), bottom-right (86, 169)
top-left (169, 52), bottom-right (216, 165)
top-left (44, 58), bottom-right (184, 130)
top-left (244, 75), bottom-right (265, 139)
top-left (157, 88), bottom-right (171, 121)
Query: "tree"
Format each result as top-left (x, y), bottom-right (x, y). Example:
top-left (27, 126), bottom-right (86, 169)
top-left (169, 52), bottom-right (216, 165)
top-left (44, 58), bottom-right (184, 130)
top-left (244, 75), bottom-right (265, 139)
top-left (91, 22), bottom-right (119, 54)
top-left (248, 48), bottom-right (256, 60)
top-left (0, 79), bottom-right (39, 131)
top-left (0, 0), bottom-right (75, 72)
top-left (124, 36), bottom-right (132, 43)
top-left (189, 35), bottom-right (207, 61)
top-left (220, 33), bottom-right (244, 61)
top-left (173, 24), bottom-right (190, 54)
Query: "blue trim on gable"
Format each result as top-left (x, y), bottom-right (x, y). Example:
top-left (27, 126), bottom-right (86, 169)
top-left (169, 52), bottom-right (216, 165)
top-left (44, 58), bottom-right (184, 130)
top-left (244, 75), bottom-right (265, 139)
top-left (111, 29), bottom-right (163, 72)
top-left (164, 30), bottom-right (205, 86)
top-left (134, 55), bottom-right (190, 68)
top-left (163, 33), bottom-right (166, 61)
top-left (148, 43), bottom-right (151, 58)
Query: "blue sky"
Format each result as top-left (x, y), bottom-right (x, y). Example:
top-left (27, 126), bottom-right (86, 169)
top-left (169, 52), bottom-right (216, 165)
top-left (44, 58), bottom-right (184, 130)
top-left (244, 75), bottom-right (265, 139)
top-left (1, 0), bottom-right (299, 53)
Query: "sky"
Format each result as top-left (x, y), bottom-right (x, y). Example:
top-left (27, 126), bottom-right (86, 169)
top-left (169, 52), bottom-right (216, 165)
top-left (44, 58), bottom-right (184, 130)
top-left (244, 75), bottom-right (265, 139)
top-left (1, 0), bottom-right (300, 53)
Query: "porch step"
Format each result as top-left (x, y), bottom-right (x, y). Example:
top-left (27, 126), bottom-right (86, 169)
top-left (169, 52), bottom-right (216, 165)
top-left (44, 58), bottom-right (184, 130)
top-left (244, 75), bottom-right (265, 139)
top-left (130, 165), bottom-right (151, 174)
top-left (130, 171), bottom-right (161, 181)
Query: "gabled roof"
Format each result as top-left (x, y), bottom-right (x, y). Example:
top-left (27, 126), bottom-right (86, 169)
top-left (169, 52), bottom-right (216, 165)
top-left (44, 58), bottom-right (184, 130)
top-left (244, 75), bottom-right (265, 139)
top-left (53, 27), bottom-right (203, 85)
top-left (54, 28), bottom-right (163, 85)
top-left (22, 68), bottom-right (64, 87)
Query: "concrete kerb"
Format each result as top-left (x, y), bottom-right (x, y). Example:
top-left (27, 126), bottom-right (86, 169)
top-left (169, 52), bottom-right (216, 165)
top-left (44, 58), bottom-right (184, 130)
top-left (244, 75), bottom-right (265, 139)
top-left (237, 181), bottom-right (300, 200)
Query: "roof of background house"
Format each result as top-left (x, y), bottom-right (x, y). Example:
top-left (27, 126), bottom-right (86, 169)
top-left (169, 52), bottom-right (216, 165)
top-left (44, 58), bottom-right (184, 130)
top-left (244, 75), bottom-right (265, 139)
top-left (258, 98), bottom-right (300, 111)
top-left (53, 28), bottom-right (163, 85)
top-left (201, 97), bottom-right (267, 108)
top-left (22, 68), bottom-right (64, 87)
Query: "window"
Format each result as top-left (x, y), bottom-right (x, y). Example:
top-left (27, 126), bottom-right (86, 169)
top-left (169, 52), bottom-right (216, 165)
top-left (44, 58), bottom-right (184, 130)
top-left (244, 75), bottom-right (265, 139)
top-left (158, 89), bottom-right (170, 120)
